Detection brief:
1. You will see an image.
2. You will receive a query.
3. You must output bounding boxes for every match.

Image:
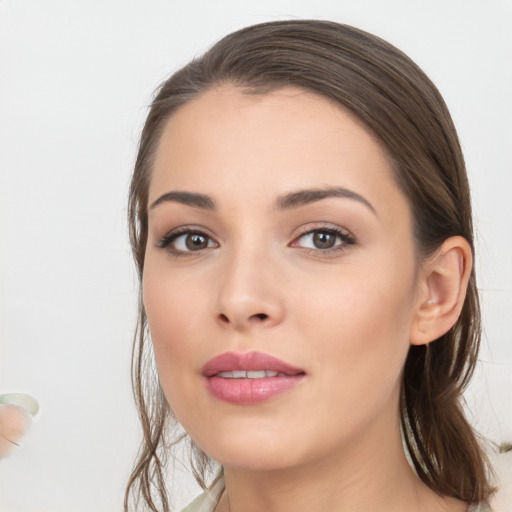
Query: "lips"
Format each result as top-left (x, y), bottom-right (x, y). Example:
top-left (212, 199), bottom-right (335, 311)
top-left (201, 351), bottom-right (306, 404)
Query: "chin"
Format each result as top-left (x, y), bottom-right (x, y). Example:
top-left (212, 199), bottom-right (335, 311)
top-left (188, 418), bottom-right (304, 471)
top-left (212, 443), bottom-right (300, 472)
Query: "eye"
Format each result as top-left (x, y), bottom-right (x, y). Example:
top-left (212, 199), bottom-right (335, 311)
top-left (157, 229), bottom-right (217, 255)
top-left (300, 231), bottom-right (338, 249)
top-left (292, 227), bottom-right (354, 252)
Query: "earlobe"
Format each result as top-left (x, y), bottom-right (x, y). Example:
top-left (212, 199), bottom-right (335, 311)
top-left (410, 236), bottom-right (473, 346)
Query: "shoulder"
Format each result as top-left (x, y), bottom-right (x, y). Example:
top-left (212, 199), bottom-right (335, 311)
top-left (180, 477), bottom-right (225, 512)
top-left (180, 491), bottom-right (214, 512)
top-left (466, 503), bottom-right (493, 512)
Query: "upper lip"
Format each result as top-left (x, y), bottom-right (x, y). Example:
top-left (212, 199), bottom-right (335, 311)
top-left (201, 351), bottom-right (305, 377)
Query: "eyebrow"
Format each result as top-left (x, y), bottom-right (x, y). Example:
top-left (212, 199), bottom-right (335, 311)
top-left (275, 187), bottom-right (376, 214)
top-left (149, 186), bottom-right (376, 215)
top-left (150, 191), bottom-right (216, 210)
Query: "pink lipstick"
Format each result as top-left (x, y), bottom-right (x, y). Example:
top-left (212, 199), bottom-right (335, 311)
top-left (202, 351), bottom-right (306, 404)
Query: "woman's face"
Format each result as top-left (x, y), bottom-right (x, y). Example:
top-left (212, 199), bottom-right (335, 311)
top-left (143, 85), bottom-right (422, 470)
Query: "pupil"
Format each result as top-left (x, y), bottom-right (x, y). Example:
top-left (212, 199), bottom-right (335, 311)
top-left (186, 234), bottom-right (208, 250)
top-left (313, 231), bottom-right (335, 249)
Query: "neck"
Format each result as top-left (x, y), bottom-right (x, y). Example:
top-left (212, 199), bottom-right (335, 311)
top-left (216, 412), bottom-right (466, 512)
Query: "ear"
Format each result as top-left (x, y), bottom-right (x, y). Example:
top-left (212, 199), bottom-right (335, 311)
top-left (409, 236), bottom-right (473, 346)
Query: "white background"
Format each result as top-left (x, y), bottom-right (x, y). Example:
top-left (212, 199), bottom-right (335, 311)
top-left (1, 1), bottom-right (511, 510)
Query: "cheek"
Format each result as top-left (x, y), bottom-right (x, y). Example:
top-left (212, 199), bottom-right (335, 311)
top-left (296, 259), bottom-right (417, 400)
top-left (144, 274), bottom-right (200, 355)
top-left (144, 253), bottom-right (203, 338)
top-left (142, 264), bottom-right (212, 418)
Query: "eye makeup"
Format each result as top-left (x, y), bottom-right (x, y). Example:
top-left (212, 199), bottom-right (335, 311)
top-left (155, 221), bottom-right (356, 259)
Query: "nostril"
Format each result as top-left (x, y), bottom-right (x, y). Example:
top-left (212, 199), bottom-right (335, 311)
top-left (217, 312), bottom-right (270, 325)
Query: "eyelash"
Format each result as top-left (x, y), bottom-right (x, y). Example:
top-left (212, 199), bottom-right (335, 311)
top-left (156, 227), bottom-right (217, 257)
top-left (156, 225), bottom-right (355, 258)
top-left (292, 225), bottom-right (355, 256)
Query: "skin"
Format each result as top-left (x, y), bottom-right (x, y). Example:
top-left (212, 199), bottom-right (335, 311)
top-left (0, 404), bottom-right (31, 459)
top-left (143, 85), bottom-right (470, 512)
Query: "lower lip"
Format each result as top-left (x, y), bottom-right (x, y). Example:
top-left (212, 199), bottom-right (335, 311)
top-left (205, 375), bottom-right (304, 404)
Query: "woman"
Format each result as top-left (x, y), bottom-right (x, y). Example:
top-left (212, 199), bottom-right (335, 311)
top-left (125, 20), bottom-right (495, 511)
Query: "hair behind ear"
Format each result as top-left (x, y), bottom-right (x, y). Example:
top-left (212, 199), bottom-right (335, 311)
top-left (401, 268), bottom-right (495, 502)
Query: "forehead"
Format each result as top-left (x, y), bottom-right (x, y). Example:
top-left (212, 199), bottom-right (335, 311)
top-left (155, 85), bottom-right (380, 162)
top-left (149, 85), bottom-right (407, 219)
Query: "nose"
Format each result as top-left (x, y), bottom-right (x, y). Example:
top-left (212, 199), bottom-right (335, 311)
top-left (214, 248), bottom-right (285, 331)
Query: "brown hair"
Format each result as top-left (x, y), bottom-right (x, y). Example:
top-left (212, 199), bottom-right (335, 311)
top-left (125, 19), bottom-right (494, 511)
